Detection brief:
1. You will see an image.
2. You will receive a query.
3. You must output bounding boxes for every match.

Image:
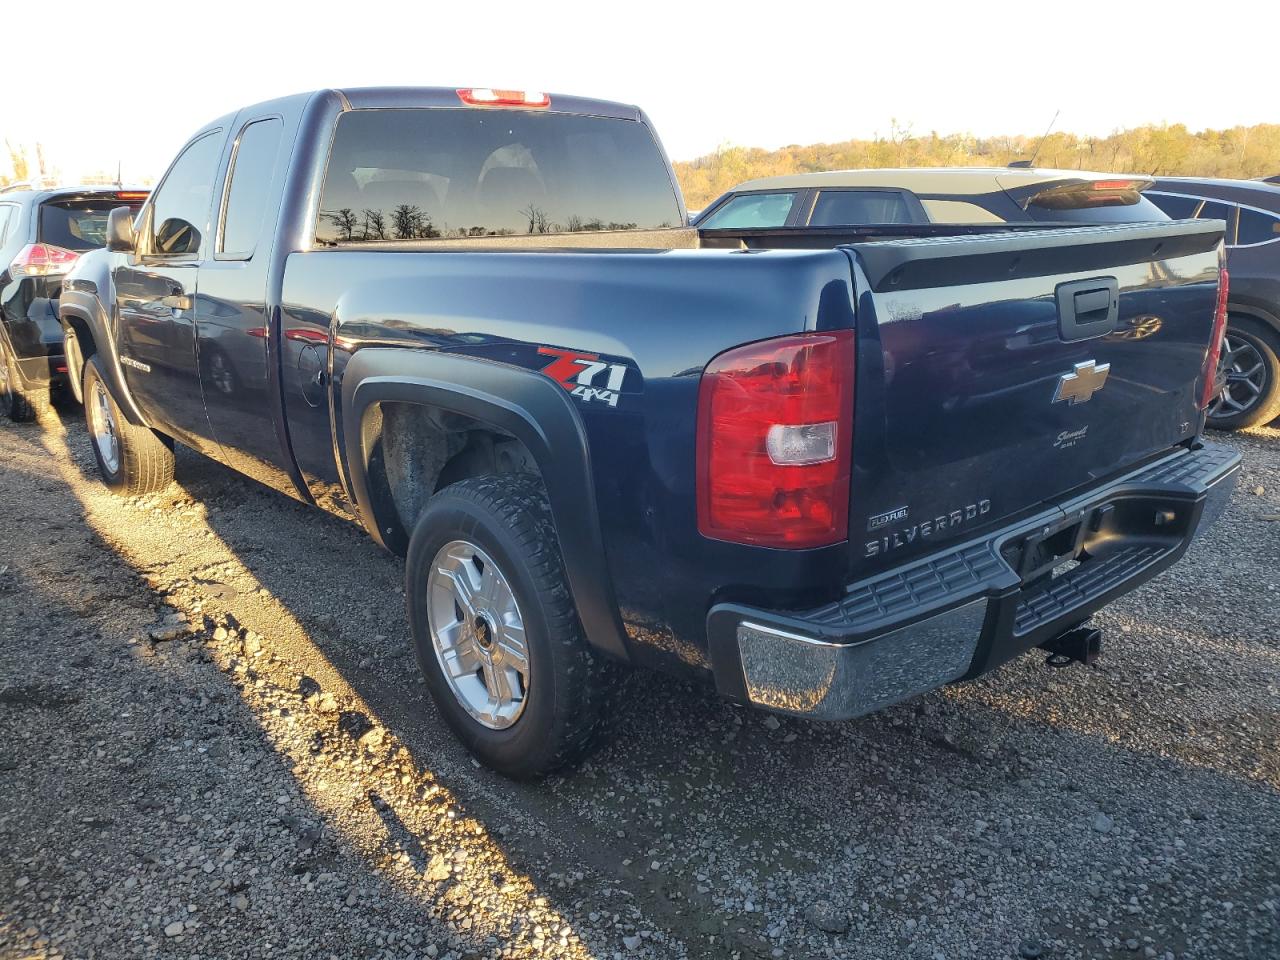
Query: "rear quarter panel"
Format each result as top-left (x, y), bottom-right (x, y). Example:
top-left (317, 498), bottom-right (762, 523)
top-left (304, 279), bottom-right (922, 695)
top-left (279, 246), bottom-right (858, 670)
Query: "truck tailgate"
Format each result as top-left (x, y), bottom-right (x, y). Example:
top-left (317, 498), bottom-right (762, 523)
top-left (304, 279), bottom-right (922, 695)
top-left (845, 220), bottom-right (1224, 575)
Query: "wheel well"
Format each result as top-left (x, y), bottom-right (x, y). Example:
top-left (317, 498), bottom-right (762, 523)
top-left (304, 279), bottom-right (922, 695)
top-left (1227, 305), bottom-right (1280, 341)
top-left (361, 401), bottom-right (539, 552)
top-left (60, 312), bottom-right (97, 375)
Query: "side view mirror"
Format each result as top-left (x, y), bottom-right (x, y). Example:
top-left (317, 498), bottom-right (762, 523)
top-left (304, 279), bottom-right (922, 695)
top-left (106, 206), bottom-right (136, 253)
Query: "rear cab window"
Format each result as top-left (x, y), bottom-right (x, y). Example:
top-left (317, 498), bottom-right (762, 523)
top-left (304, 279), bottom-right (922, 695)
top-left (39, 196), bottom-right (147, 252)
top-left (698, 192), bottom-right (798, 229)
top-left (316, 108), bottom-right (682, 243)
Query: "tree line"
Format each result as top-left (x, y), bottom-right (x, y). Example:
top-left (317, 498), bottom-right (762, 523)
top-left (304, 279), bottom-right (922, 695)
top-left (674, 122), bottom-right (1280, 209)
top-left (320, 204), bottom-right (638, 242)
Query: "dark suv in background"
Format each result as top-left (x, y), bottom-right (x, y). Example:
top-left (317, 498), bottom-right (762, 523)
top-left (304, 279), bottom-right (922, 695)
top-left (0, 186), bottom-right (148, 421)
top-left (1147, 179), bottom-right (1280, 429)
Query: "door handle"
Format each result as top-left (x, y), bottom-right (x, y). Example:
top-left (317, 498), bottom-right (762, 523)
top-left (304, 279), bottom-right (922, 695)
top-left (161, 294), bottom-right (192, 311)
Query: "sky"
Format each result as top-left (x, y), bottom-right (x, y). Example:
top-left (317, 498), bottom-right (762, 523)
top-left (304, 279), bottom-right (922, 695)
top-left (4, 0), bottom-right (1275, 184)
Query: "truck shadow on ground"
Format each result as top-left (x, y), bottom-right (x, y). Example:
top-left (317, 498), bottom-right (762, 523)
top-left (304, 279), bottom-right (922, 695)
top-left (16, 402), bottom-right (1280, 960)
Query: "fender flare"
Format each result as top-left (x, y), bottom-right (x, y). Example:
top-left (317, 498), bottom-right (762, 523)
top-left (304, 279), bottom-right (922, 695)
top-left (58, 285), bottom-right (150, 427)
top-left (341, 347), bottom-right (630, 663)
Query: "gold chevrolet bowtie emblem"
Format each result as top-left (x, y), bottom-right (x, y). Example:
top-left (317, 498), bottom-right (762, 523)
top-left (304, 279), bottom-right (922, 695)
top-left (1053, 360), bottom-right (1110, 405)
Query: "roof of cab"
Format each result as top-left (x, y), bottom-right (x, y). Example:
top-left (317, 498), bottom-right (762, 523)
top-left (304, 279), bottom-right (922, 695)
top-left (729, 167), bottom-right (1150, 195)
top-left (332, 86), bottom-right (642, 121)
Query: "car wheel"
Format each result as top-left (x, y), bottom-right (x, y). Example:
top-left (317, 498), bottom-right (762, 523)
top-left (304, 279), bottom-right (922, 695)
top-left (1, 342), bottom-right (47, 423)
top-left (406, 473), bottom-right (622, 778)
top-left (82, 356), bottom-right (175, 495)
top-left (64, 328), bottom-right (85, 405)
top-left (1206, 317), bottom-right (1280, 431)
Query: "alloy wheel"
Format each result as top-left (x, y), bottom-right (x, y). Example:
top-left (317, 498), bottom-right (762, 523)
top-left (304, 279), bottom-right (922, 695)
top-left (88, 379), bottom-right (121, 474)
top-left (425, 539), bottom-right (530, 729)
top-left (1208, 333), bottom-right (1268, 420)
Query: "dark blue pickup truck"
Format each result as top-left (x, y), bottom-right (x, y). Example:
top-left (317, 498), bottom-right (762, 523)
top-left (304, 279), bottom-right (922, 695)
top-left (59, 87), bottom-right (1239, 776)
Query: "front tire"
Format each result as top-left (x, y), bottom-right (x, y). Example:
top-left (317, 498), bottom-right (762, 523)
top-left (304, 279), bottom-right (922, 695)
top-left (406, 474), bottom-right (621, 778)
top-left (82, 357), bottom-right (175, 495)
top-left (1206, 317), bottom-right (1280, 430)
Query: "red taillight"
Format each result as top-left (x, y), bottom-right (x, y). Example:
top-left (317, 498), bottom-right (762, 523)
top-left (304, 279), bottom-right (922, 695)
top-left (9, 243), bottom-right (80, 278)
top-left (457, 88), bottom-right (551, 108)
top-left (116, 191), bottom-right (149, 202)
top-left (696, 331), bottom-right (855, 549)
top-left (1199, 266), bottom-right (1230, 410)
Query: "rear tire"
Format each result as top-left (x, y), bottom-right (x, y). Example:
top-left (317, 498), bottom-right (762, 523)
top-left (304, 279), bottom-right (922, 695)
top-left (1206, 317), bottom-right (1280, 431)
top-left (82, 356), bottom-right (175, 495)
top-left (406, 474), bottom-right (621, 778)
top-left (1, 342), bottom-right (48, 423)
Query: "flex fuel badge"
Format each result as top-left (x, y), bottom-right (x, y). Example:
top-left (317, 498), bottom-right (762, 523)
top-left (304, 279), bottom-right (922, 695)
top-left (537, 346), bottom-right (631, 408)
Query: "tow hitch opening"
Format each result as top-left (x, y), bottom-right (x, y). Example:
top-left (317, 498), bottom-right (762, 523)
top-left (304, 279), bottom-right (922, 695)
top-left (1039, 625), bottom-right (1102, 668)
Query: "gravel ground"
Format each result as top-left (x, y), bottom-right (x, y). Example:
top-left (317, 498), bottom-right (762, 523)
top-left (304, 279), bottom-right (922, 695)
top-left (1, 406), bottom-right (1277, 960)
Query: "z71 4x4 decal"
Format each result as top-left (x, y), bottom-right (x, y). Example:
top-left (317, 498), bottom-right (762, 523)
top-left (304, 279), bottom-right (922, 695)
top-left (537, 346), bottom-right (630, 408)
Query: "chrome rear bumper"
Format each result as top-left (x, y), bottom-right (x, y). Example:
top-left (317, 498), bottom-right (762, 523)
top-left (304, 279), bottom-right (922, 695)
top-left (707, 441), bottom-right (1240, 720)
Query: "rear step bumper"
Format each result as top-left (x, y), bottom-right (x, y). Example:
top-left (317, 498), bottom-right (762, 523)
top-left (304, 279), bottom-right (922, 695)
top-left (706, 440), bottom-right (1240, 720)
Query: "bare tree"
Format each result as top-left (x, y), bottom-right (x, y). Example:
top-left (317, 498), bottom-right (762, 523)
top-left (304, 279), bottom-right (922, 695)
top-left (362, 209), bottom-right (386, 241)
top-left (392, 204), bottom-right (420, 240)
top-left (326, 208), bottom-right (359, 241)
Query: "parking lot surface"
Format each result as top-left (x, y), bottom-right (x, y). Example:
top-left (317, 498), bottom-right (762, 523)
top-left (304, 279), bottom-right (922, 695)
top-left (1, 408), bottom-right (1277, 960)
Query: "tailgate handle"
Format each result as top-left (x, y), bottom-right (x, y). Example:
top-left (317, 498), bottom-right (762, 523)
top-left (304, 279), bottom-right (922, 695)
top-left (1056, 277), bottom-right (1119, 342)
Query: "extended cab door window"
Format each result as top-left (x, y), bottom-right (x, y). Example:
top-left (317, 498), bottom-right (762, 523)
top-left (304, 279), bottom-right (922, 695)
top-left (218, 118), bottom-right (284, 259)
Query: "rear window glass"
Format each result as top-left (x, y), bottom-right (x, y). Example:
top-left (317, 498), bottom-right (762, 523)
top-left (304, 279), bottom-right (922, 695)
top-left (316, 108), bottom-right (682, 243)
top-left (811, 190), bottom-right (915, 225)
top-left (1236, 207), bottom-right (1280, 245)
top-left (1146, 192), bottom-right (1200, 219)
top-left (40, 198), bottom-right (145, 252)
top-left (1023, 184), bottom-right (1169, 224)
top-left (698, 192), bottom-right (797, 229)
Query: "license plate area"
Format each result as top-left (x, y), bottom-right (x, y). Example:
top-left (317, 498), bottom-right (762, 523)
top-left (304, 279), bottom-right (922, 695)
top-left (1007, 515), bottom-right (1086, 584)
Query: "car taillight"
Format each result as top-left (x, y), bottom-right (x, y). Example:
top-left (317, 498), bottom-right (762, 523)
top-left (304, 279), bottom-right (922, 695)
top-left (1199, 267), bottom-right (1230, 410)
top-left (696, 330), bottom-right (855, 549)
top-left (9, 242), bottom-right (80, 278)
top-left (456, 88), bottom-right (551, 108)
